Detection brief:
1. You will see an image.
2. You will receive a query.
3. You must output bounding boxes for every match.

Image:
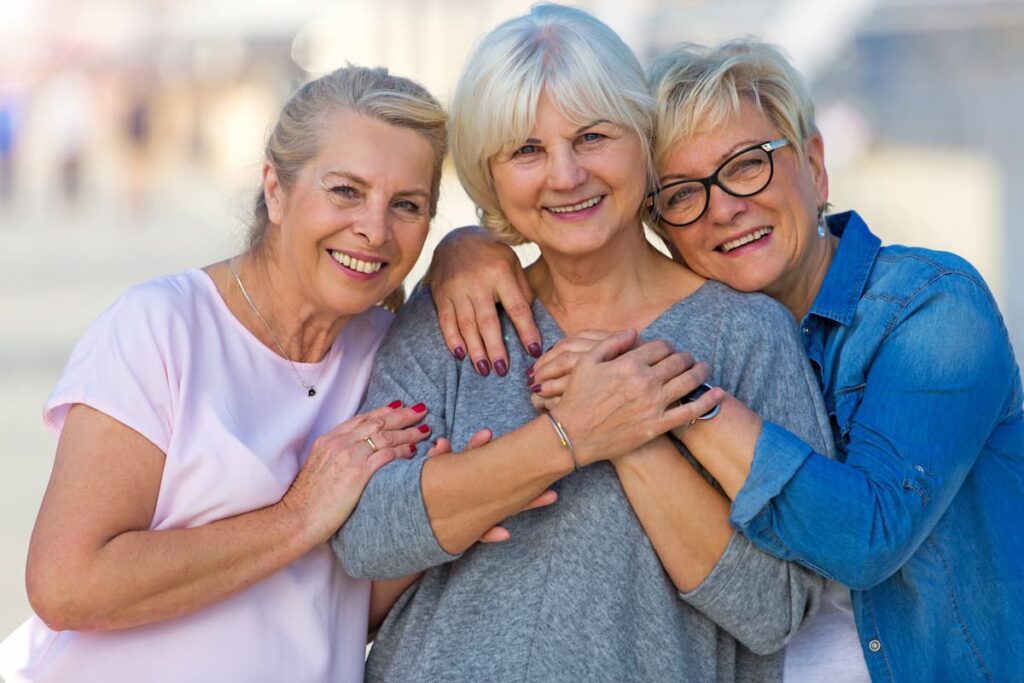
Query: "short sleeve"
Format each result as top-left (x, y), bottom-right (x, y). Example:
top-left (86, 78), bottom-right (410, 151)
top-left (43, 281), bottom-right (180, 453)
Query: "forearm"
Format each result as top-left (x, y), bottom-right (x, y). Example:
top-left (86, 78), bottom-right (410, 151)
top-left (676, 394), bottom-right (761, 499)
top-left (29, 500), bottom-right (312, 632)
top-left (369, 574), bottom-right (421, 635)
top-left (612, 436), bottom-right (732, 592)
top-left (423, 416), bottom-right (572, 553)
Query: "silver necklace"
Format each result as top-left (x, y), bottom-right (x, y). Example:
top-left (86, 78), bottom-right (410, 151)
top-left (228, 258), bottom-right (322, 397)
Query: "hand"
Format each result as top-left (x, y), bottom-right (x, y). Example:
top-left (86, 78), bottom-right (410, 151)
top-left (549, 330), bottom-right (725, 466)
top-left (426, 428), bottom-right (557, 542)
top-left (280, 401), bottom-right (431, 545)
top-left (426, 226), bottom-right (542, 376)
top-left (528, 330), bottom-right (619, 412)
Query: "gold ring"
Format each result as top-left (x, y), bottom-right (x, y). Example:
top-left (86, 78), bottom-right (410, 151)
top-left (364, 436), bottom-right (378, 451)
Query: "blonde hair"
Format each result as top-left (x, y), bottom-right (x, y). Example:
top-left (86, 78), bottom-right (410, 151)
top-left (450, 3), bottom-right (655, 245)
top-left (248, 65), bottom-right (447, 249)
top-left (647, 39), bottom-right (817, 174)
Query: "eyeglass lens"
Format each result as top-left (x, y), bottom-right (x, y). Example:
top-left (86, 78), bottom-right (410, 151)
top-left (655, 146), bottom-right (774, 226)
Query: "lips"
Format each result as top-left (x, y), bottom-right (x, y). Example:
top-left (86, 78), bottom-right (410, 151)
top-left (545, 195), bottom-right (603, 214)
top-left (329, 250), bottom-right (384, 274)
top-left (718, 227), bottom-right (772, 253)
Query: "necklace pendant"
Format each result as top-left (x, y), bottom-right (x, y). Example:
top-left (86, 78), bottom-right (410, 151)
top-left (308, 387), bottom-right (317, 398)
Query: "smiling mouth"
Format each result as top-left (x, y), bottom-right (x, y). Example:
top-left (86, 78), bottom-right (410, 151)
top-left (718, 227), bottom-right (773, 253)
top-left (546, 196), bottom-right (603, 214)
top-left (330, 250), bottom-right (384, 274)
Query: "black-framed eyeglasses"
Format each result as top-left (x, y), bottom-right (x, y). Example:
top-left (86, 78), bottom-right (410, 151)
top-left (648, 138), bottom-right (790, 227)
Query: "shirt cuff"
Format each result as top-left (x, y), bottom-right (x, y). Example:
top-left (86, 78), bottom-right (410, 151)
top-left (730, 422), bottom-right (816, 529)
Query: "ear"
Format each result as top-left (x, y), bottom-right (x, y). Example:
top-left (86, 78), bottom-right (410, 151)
top-left (262, 162), bottom-right (285, 226)
top-left (805, 133), bottom-right (829, 208)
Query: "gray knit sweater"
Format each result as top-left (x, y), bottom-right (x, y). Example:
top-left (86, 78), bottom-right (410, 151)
top-left (335, 281), bottom-right (835, 682)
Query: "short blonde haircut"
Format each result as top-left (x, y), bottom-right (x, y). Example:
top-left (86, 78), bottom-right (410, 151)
top-left (647, 40), bottom-right (818, 174)
top-left (248, 65), bottom-right (447, 249)
top-left (450, 3), bottom-right (655, 245)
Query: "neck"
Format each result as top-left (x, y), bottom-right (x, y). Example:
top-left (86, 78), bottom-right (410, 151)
top-left (528, 220), bottom-right (692, 335)
top-left (230, 248), bottom-right (348, 362)
top-left (771, 232), bottom-right (838, 321)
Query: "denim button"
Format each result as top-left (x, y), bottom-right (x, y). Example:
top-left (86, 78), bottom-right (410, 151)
top-left (868, 639), bottom-right (881, 652)
top-left (914, 465), bottom-right (925, 473)
top-left (802, 327), bottom-right (810, 335)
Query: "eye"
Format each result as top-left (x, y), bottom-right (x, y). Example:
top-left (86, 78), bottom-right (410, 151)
top-left (329, 184), bottom-right (361, 200)
top-left (511, 144), bottom-right (540, 159)
top-left (391, 198), bottom-right (424, 216)
top-left (579, 131), bottom-right (605, 144)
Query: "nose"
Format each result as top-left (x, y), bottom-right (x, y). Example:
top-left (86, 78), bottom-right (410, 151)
top-left (353, 200), bottom-right (392, 248)
top-left (546, 147), bottom-right (587, 191)
top-left (705, 181), bottom-right (746, 226)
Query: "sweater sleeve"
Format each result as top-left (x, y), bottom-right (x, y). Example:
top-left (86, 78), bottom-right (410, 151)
top-left (678, 292), bottom-right (831, 654)
top-left (333, 290), bottom-right (460, 579)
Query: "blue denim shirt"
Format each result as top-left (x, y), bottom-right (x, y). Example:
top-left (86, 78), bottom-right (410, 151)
top-left (732, 211), bottom-right (1024, 682)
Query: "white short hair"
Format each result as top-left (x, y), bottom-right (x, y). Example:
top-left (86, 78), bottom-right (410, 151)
top-left (450, 3), bottom-right (655, 244)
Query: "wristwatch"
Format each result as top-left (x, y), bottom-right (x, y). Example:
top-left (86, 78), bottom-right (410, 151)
top-left (679, 382), bottom-right (720, 420)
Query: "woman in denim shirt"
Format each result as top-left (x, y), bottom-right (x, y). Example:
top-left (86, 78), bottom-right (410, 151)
top-left (426, 40), bottom-right (1023, 682)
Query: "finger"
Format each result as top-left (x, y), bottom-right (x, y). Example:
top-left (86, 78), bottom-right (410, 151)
top-left (465, 428), bottom-right (493, 449)
top-left (479, 526), bottom-right (512, 543)
top-left (472, 294), bottom-right (510, 376)
top-left (435, 296), bottom-right (468, 362)
top-left (532, 350), bottom-right (584, 385)
top-left (661, 361), bottom-right (710, 404)
top-left (584, 329), bottom-right (638, 365)
top-left (533, 376), bottom-right (568, 399)
top-left (618, 338), bottom-right (677, 368)
top-left (498, 273), bottom-right (542, 359)
top-left (519, 489), bottom-right (558, 512)
top-left (425, 437), bottom-right (451, 458)
top-left (649, 352), bottom-right (699, 383)
top-left (662, 384), bottom-right (726, 428)
top-left (372, 402), bottom-right (429, 431)
top-left (453, 296), bottom-right (490, 377)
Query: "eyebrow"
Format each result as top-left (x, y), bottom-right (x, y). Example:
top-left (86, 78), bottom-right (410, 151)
top-left (659, 138), bottom-right (763, 181)
top-left (323, 170), bottom-right (429, 198)
top-left (522, 119), bottom-right (613, 145)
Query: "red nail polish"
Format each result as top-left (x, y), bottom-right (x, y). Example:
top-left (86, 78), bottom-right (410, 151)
top-left (531, 383), bottom-right (542, 393)
top-left (525, 364), bottom-right (534, 377)
top-left (494, 359), bottom-right (508, 376)
top-left (528, 342), bottom-right (542, 358)
top-left (411, 402), bottom-right (427, 413)
top-left (453, 346), bottom-right (466, 361)
top-left (388, 400), bottom-right (403, 409)
top-left (409, 444), bottom-right (417, 454)
top-left (476, 360), bottom-right (491, 376)
top-left (418, 424), bottom-right (431, 433)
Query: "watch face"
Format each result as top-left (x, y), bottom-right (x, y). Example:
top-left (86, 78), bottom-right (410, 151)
top-left (679, 382), bottom-right (721, 420)
top-left (680, 382), bottom-right (713, 404)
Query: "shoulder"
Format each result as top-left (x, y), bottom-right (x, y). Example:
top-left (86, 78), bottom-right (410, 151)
top-left (692, 281), bottom-right (798, 340)
top-left (374, 287), bottom-right (448, 362)
top-left (103, 270), bottom-right (213, 332)
top-left (866, 245), bottom-right (1002, 332)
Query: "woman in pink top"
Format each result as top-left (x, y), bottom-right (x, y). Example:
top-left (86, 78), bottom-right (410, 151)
top-left (0, 66), bottom-right (466, 682)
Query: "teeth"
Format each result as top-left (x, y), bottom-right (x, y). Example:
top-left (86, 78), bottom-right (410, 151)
top-left (721, 227), bottom-right (772, 252)
top-left (331, 251), bottom-right (383, 274)
top-left (547, 196), bottom-right (602, 214)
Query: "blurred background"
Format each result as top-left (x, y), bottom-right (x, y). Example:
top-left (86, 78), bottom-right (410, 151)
top-left (1, 0), bottom-right (1022, 641)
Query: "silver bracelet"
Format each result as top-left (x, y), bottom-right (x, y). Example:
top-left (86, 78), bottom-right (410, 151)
top-left (544, 412), bottom-right (580, 472)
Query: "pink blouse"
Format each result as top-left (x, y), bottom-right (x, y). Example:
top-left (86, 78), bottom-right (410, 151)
top-left (0, 270), bottom-right (392, 682)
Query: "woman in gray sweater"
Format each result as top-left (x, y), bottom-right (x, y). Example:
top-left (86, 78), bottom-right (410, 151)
top-left (335, 5), bottom-right (834, 681)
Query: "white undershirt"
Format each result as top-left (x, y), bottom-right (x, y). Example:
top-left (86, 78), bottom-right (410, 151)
top-left (783, 581), bottom-right (871, 683)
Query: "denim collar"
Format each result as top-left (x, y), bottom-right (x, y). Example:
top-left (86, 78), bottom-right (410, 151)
top-left (807, 211), bottom-right (881, 327)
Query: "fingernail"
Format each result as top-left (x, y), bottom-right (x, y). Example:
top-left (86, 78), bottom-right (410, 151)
top-left (388, 400), bottom-right (403, 409)
top-left (494, 359), bottom-right (508, 376)
top-left (531, 383), bottom-right (542, 393)
top-left (411, 402), bottom-right (427, 413)
top-left (528, 342), bottom-right (542, 358)
top-left (453, 346), bottom-right (466, 361)
top-left (525, 364), bottom-right (534, 377)
top-left (418, 424), bottom-right (431, 433)
top-left (409, 444), bottom-right (417, 454)
top-left (475, 359), bottom-right (491, 376)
